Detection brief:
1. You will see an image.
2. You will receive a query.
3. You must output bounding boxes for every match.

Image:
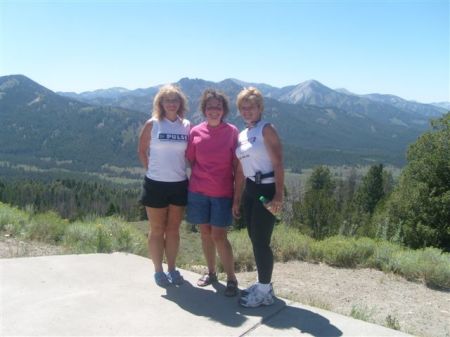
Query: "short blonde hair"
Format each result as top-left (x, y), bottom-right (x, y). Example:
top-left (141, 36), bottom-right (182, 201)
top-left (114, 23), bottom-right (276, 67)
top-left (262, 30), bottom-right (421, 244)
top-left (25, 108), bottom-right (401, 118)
top-left (152, 84), bottom-right (188, 120)
top-left (236, 87), bottom-right (264, 112)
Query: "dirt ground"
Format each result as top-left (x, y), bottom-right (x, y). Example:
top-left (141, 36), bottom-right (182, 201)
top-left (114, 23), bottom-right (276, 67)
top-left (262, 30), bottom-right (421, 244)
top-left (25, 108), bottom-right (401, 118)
top-left (237, 261), bottom-right (450, 337)
top-left (1, 237), bottom-right (449, 337)
top-left (0, 236), bottom-right (67, 258)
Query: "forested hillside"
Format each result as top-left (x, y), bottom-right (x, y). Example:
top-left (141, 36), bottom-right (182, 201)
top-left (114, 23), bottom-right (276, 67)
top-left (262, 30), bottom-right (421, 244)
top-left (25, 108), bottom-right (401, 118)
top-left (1, 74), bottom-right (445, 175)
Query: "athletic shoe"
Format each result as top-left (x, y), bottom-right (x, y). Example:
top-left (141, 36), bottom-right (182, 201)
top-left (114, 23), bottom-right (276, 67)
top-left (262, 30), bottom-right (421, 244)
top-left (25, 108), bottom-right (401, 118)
top-left (240, 283), bottom-right (259, 298)
top-left (154, 271), bottom-right (171, 287)
top-left (239, 285), bottom-right (275, 307)
top-left (167, 269), bottom-right (184, 285)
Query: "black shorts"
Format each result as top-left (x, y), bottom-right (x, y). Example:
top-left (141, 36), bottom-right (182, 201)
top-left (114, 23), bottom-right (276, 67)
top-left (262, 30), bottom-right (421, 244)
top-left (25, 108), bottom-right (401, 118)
top-left (140, 177), bottom-right (188, 208)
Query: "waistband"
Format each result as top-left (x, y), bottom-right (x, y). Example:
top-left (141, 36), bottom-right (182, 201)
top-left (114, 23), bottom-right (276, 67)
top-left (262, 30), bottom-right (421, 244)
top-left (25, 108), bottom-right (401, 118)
top-left (248, 171), bottom-right (275, 184)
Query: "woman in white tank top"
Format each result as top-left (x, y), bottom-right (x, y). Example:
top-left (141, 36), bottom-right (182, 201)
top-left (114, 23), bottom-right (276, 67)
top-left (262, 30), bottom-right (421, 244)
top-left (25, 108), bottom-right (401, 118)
top-left (138, 84), bottom-right (190, 287)
top-left (233, 87), bottom-right (285, 308)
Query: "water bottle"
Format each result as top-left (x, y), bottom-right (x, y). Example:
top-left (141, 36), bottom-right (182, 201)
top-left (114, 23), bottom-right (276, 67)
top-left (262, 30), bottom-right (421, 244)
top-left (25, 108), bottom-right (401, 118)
top-left (259, 196), bottom-right (278, 217)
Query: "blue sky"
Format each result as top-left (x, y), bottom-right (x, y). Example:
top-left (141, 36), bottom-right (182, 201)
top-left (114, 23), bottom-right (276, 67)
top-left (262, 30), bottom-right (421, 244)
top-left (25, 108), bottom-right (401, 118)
top-left (1, 0), bottom-right (449, 103)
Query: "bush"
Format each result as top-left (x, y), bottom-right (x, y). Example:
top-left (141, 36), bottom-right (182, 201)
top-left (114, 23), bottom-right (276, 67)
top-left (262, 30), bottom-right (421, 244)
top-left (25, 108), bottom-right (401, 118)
top-left (63, 217), bottom-right (147, 256)
top-left (369, 241), bottom-right (403, 271)
top-left (0, 202), bottom-right (29, 234)
top-left (25, 211), bottom-right (68, 243)
top-left (387, 247), bottom-right (450, 288)
top-left (313, 236), bottom-right (376, 268)
top-left (418, 247), bottom-right (450, 289)
top-left (271, 225), bottom-right (313, 262)
top-left (350, 304), bottom-right (375, 322)
top-left (63, 222), bottom-right (99, 253)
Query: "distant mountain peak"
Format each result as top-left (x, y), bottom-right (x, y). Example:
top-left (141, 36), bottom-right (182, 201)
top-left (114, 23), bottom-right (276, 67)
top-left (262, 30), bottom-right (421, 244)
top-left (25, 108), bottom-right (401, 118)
top-left (0, 74), bottom-right (55, 98)
top-left (297, 79), bottom-right (331, 90)
top-left (278, 79), bottom-right (336, 104)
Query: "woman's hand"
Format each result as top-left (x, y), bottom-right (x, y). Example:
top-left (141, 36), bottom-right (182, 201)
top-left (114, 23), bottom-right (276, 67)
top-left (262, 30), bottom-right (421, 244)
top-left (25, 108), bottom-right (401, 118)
top-left (232, 199), bottom-right (241, 219)
top-left (266, 194), bottom-right (283, 214)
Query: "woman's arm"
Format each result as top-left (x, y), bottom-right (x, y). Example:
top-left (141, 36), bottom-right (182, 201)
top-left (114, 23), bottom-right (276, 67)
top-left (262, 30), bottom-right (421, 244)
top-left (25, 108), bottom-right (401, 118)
top-left (263, 123), bottom-right (284, 213)
top-left (137, 120), bottom-right (153, 170)
top-left (232, 158), bottom-right (245, 218)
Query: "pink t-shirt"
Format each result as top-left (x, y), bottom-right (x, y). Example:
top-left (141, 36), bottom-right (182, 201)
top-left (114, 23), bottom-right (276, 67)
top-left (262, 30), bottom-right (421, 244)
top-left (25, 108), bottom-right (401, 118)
top-left (187, 121), bottom-right (239, 198)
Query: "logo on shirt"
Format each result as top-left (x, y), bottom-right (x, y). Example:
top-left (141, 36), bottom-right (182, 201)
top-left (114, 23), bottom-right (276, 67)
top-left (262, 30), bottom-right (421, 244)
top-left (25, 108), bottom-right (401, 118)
top-left (159, 133), bottom-right (188, 141)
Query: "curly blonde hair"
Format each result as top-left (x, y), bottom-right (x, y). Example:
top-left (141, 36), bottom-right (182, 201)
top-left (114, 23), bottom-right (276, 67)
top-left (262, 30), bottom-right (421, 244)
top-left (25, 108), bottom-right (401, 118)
top-left (236, 87), bottom-right (264, 112)
top-left (152, 84), bottom-right (188, 120)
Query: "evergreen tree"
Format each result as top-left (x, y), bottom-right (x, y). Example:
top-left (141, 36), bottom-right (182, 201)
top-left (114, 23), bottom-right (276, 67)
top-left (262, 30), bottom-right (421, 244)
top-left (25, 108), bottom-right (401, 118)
top-left (381, 113), bottom-right (450, 250)
top-left (355, 164), bottom-right (385, 215)
top-left (300, 166), bottom-right (338, 239)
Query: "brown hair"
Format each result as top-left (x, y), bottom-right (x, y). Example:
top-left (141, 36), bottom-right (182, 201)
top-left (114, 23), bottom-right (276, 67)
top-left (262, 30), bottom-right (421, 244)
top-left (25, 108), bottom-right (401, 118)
top-left (200, 89), bottom-right (230, 119)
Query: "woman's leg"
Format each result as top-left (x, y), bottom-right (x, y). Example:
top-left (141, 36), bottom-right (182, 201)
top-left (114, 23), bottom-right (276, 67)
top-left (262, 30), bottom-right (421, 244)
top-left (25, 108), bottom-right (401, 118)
top-left (146, 207), bottom-right (168, 273)
top-left (165, 204), bottom-right (184, 271)
top-left (199, 224), bottom-right (216, 273)
top-left (250, 201), bottom-right (275, 284)
top-left (243, 181), bottom-right (276, 284)
top-left (211, 227), bottom-right (236, 281)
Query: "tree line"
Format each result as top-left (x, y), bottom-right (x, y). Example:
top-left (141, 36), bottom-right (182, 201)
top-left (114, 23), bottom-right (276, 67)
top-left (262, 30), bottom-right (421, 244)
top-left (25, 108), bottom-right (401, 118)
top-left (0, 179), bottom-right (144, 221)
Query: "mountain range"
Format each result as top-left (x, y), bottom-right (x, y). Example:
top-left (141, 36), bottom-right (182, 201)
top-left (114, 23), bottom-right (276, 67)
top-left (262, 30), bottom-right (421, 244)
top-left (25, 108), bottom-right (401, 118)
top-left (0, 74), bottom-right (447, 177)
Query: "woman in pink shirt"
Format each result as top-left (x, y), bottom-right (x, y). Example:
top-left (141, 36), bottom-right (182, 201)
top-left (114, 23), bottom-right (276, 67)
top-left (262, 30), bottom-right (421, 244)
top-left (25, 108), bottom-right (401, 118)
top-left (186, 89), bottom-right (239, 297)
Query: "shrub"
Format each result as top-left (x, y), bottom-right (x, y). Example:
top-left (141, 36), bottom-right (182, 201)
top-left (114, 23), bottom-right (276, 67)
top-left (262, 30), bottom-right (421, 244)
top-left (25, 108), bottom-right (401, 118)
top-left (63, 222), bottom-right (99, 253)
top-left (25, 211), bottom-right (68, 243)
top-left (418, 247), bottom-right (450, 289)
top-left (385, 315), bottom-right (401, 330)
top-left (271, 225), bottom-right (313, 262)
top-left (350, 304), bottom-right (375, 322)
top-left (313, 236), bottom-right (376, 268)
top-left (369, 241), bottom-right (403, 271)
top-left (0, 202), bottom-right (29, 234)
top-left (63, 217), bottom-right (147, 256)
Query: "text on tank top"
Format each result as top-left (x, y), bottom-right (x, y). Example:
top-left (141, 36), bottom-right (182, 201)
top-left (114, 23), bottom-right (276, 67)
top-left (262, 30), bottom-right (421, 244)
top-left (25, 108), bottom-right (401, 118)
top-left (146, 117), bottom-right (190, 182)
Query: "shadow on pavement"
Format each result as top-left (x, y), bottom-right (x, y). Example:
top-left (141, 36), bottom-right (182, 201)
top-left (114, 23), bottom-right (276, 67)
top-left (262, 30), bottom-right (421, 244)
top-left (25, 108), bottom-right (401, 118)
top-left (162, 281), bottom-right (248, 327)
top-left (239, 298), bottom-right (343, 337)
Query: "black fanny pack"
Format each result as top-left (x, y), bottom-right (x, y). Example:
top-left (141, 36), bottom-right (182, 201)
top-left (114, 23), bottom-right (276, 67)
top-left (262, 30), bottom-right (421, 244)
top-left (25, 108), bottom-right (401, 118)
top-left (254, 171), bottom-right (274, 184)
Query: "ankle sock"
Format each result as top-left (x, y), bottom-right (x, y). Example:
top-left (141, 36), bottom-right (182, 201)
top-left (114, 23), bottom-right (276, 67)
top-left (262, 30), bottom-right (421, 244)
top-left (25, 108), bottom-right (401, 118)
top-left (257, 282), bottom-right (271, 293)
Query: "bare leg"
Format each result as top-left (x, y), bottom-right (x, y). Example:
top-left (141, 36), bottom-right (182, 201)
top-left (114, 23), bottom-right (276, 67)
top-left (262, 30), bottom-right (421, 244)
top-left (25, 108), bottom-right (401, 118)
top-left (165, 205), bottom-right (184, 271)
top-left (146, 207), bottom-right (168, 273)
top-left (199, 224), bottom-right (216, 273)
top-left (211, 227), bottom-right (236, 281)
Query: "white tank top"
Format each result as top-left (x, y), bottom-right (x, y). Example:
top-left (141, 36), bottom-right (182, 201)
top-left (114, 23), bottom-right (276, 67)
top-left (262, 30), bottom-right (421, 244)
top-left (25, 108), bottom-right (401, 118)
top-left (146, 117), bottom-right (190, 182)
top-left (236, 120), bottom-right (275, 184)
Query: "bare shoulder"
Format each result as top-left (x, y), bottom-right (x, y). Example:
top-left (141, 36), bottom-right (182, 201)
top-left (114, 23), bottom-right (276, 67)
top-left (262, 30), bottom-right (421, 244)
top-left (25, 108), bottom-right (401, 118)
top-left (262, 123), bottom-right (280, 140)
top-left (141, 119), bottom-right (154, 132)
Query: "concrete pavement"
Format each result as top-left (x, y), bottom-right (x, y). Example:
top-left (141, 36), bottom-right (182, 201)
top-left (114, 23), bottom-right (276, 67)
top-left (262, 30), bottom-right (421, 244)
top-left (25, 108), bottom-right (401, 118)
top-left (1, 252), bottom-right (411, 336)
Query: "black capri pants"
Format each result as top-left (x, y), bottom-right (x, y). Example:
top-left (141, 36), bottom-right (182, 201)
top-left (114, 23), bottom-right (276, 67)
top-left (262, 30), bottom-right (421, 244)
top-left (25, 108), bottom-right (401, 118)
top-left (242, 178), bottom-right (276, 284)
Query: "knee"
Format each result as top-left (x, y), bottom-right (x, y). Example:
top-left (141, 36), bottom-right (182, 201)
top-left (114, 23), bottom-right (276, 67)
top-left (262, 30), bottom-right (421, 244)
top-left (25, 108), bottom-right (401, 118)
top-left (200, 231), bottom-right (212, 243)
top-left (165, 227), bottom-right (180, 239)
top-left (199, 225), bottom-right (212, 240)
top-left (149, 223), bottom-right (165, 237)
top-left (211, 232), bottom-right (227, 246)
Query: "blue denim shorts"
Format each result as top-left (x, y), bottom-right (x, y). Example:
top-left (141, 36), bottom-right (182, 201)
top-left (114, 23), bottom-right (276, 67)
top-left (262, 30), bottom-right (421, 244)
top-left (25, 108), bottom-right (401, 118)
top-left (186, 191), bottom-right (233, 228)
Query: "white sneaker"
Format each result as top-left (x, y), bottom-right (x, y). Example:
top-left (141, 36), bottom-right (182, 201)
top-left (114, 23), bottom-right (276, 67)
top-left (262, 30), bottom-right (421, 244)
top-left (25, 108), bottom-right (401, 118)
top-left (240, 283), bottom-right (259, 298)
top-left (239, 285), bottom-right (275, 307)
